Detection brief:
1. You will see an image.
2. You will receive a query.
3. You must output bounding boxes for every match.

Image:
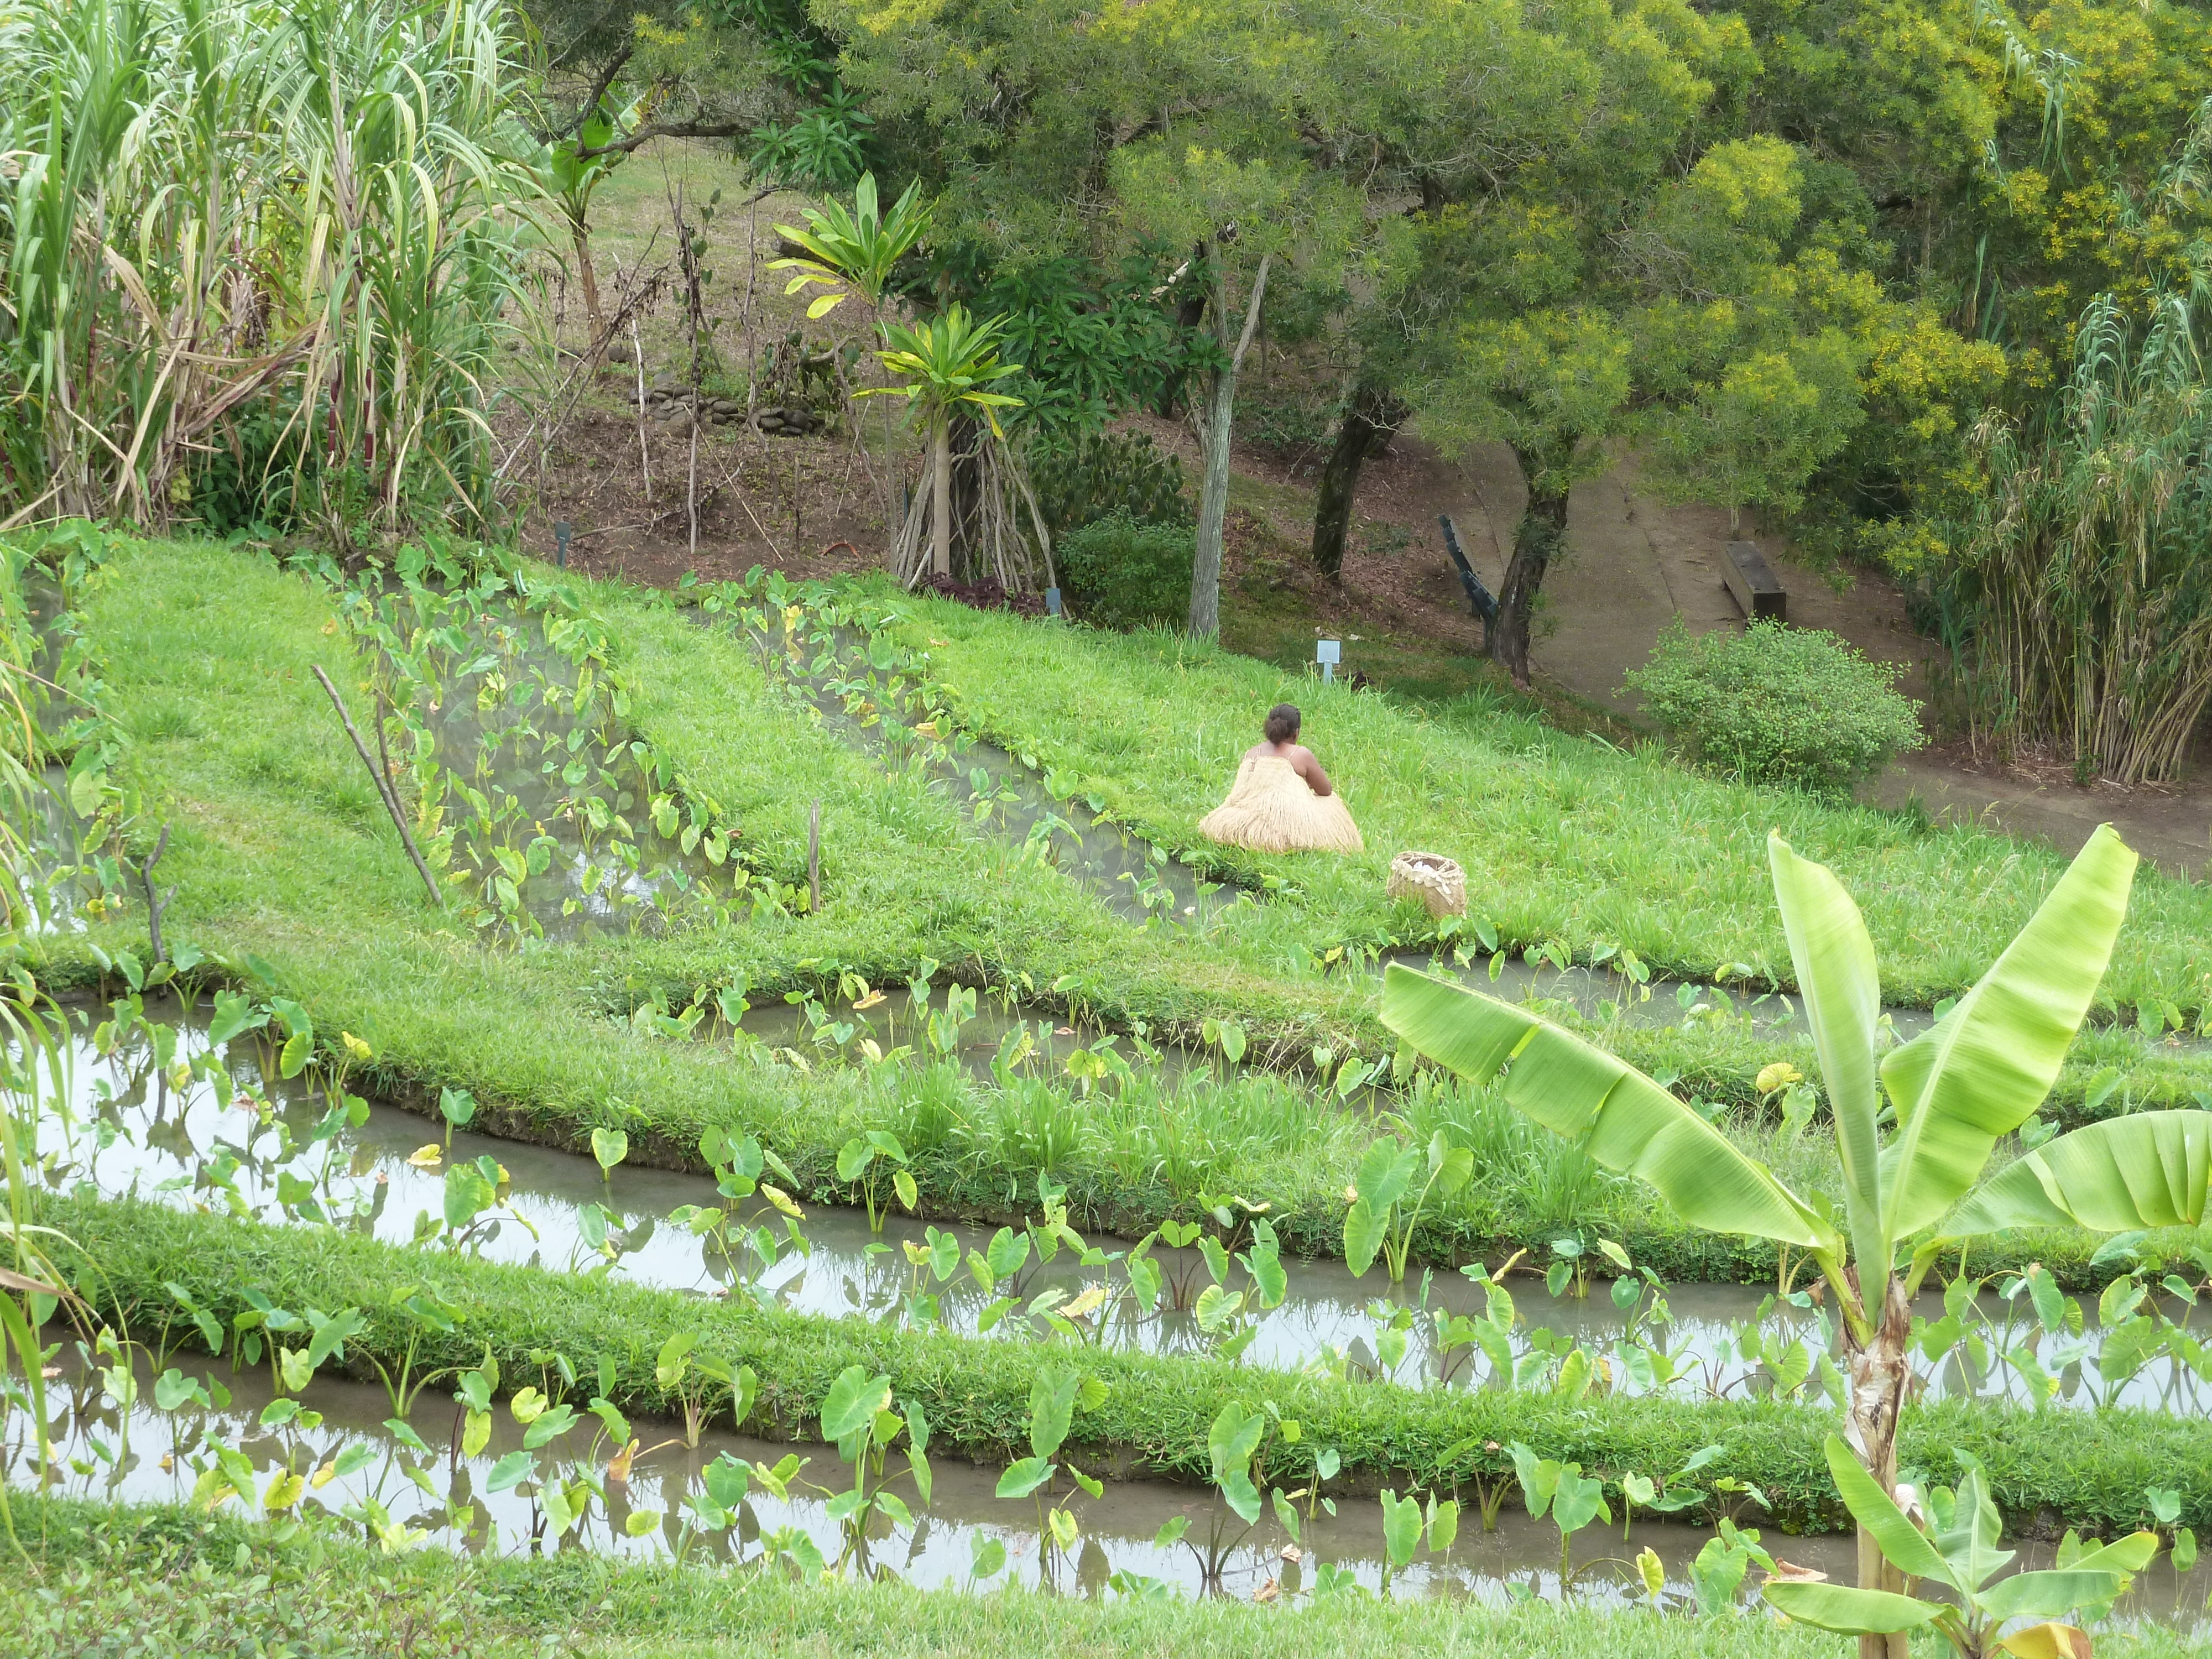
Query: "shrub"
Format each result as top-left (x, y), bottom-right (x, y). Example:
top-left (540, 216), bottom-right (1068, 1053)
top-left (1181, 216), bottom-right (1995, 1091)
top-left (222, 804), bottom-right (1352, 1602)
top-left (1056, 510), bottom-right (1195, 630)
top-left (1031, 431), bottom-right (1191, 534)
top-left (1626, 620), bottom-right (1924, 792)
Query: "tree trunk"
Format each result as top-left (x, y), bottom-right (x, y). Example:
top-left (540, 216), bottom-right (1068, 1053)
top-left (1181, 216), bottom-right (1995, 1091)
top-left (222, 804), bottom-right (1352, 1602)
top-left (930, 423), bottom-right (952, 579)
top-left (1492, 448), bottom-right (1568, 686)
top-left (1843, 1276), bottom-right (1914, 1659)
top-left (570, 216), bottom-right (605, 341)
top-left (1188, 251), bottom-right (1271, 640)
top-left (1155, 243), bottom-right (1211, 419)
top-left (1311, 383), bottom-right (1405, 581)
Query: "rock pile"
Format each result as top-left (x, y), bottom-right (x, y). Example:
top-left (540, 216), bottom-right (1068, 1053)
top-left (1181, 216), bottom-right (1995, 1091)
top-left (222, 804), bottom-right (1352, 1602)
top-left (637, 375), bottom-right (826, 437)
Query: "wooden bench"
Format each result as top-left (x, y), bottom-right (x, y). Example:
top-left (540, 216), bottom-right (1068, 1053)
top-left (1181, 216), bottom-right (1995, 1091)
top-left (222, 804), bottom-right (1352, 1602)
top-left (1723, 540), bottom-right (1786, 624)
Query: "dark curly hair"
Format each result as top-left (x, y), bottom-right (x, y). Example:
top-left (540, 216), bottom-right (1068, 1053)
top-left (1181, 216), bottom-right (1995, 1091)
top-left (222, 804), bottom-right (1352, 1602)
top-left (1264, 703), bottom-right (1301, 744)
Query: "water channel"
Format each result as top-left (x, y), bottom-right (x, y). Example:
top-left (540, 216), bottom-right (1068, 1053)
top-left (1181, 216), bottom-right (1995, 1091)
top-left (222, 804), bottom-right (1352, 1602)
top-left (35, 994), bottom-right (2212, 1415)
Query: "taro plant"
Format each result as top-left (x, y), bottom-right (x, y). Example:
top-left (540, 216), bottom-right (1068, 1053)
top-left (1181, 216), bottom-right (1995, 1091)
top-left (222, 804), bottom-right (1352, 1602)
top-left (1507, 1441), bottom-right (1610, 1588)
top-left (996, 1364), bottom-right (1107, 1564)
top-left (816, 1364), bottom-right (933, 1568)
top-left (1764, 1437), bottom-right (2161, 1658)
top-left (1343, 1130), bottom-right (1473, 1285)
top-left (362, 1283), bottom-right (463, 1418)
top-left (836, 1130), bottom-right (912, 1233)
top-left (1693, 1519), bottom-right (1778, 1616)
top-left (1155, 1397), bottom-right (1292, 1585)
top-left (1385, 824), bottom-right (2204, 1648)
top-left (1378, 1486), bottom-right (1459, 1592)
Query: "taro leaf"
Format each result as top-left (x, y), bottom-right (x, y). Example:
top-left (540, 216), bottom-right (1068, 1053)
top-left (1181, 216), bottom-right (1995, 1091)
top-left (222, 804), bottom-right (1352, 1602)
top-left (997, 1455), bottom-right (1056, 1499)
top-left (1551, 1468), bottom-right (1610, 1536)
top-left (1343, 1198), bottom-right (1389, 1279)
top-left (1029, 1368), bottom-right (1078, 1459)
top-left (154, 1369), bottom-right (206, 1411)
top-left (1207, 1401), bottom-right (1265, 1485)
top-left (703, 1453), bottom-right (750, 1510)
top-left (590, 1128), bottom-right (629, 1174)
top-left (971, 1535), bottom-right (1008, 1578)
top-left (305, 1307), bottom-right (365, 1369)
top-left (1380, 1488), bottom-right (1421, 1568)
top-left (820, 1365), bottom-right (893, 1443)
top-left (442, 1163), bottom-right (493, 1230)
top-left (1352, 1138), bottom-right (1422, 1214)
top-left (486, 1450), bottom-right (536, 1493)
top-left (1220, 1467), bottom-right (1262, 1525)
top-left (1428, 1496), bottom-right (1460, 1553)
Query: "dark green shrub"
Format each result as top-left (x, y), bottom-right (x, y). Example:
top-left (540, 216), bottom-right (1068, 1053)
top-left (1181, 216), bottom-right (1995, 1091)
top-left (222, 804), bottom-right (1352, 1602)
top-left (1031, 431), bottom-right (1191, 533)
top-left (1057, 510), bottom-right (1195, 630)
top-left (1626, 620), bottom-right (1924, 792)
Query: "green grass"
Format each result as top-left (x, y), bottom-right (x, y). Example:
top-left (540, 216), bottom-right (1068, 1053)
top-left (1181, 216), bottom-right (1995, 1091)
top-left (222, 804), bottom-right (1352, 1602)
top-left (879, 591), bottom-right (2212, 1014)
top-left (17, 538), bottom-right (2197, 1287)
top-left (50, 1192), bottom-right (2212, 1538)
top-left (33, 1493), bottom-right (2192, 1659)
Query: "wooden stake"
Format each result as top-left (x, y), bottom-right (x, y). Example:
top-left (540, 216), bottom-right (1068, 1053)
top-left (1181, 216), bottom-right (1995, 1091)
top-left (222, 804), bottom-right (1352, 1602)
top-left (313, 666), bottom-right (445, 911)
top-left (807, 799), bottom-right (822, 914)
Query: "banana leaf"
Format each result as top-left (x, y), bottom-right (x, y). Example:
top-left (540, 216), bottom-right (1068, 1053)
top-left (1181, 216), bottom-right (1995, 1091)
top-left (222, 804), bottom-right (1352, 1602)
top-left (1878, 825), bottom-right (2137, 1238)
top-left (1761, 1580), bottom-right (1942, 1635)
top-left (1947, 1110), bottom-right (2212, 1234)
top-left (1768, 834), bottom-right (1888, 1274)
top-left (1380, 966), bottom-right (1835, 1250)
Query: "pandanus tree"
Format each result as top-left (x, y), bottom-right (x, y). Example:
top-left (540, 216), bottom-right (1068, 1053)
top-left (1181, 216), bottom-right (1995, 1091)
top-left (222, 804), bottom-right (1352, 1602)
top-left (1383, 823), bottom-right (2210, 1658)
top-left (858, 305), bottom-right (1031, 586)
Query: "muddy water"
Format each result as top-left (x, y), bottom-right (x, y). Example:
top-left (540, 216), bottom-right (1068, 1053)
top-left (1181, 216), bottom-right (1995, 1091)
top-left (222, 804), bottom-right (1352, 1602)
top-left (41, 997), bottom-right (2212, 1415)
top-left (13, 1353), bottom-right (2212, 1622)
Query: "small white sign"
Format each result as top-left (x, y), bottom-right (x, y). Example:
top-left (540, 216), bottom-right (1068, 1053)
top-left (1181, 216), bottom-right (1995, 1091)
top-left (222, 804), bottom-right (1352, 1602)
top-left (1316, 639), bottom-right (1341, 665)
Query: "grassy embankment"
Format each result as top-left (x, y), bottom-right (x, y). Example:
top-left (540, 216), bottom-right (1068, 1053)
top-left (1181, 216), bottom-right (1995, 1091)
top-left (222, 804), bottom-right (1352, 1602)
top-left (19, 541), bottom-right (2203, 1281)
top-left (48, 1193), bottom-right (2212, 1537)
top-left (879, 589), bottom-right (2212, 1016)
top-left (23, 1492), bottom-right (2137, 1659)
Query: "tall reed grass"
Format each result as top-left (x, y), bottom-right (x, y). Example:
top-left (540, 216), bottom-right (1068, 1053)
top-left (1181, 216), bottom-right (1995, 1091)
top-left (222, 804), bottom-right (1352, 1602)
top-left (1945, 292), bottom-right (2212, 784)
top-left (0, 0), bottom-right (541, 538)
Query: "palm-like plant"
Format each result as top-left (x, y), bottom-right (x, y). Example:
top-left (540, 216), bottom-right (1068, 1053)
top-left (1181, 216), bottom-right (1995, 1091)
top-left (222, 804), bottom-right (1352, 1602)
top-left (1384, 823), bottom-right (2202, 1658)
top-left (767, 171), bottom-right (931, 318)
top-left (858, 305), bottom-right (1025, 581)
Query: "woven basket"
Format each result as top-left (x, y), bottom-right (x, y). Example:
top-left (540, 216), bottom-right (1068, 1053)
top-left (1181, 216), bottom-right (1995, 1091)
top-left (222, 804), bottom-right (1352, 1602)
top-left (1387, 850), bottom-right (1467, 919)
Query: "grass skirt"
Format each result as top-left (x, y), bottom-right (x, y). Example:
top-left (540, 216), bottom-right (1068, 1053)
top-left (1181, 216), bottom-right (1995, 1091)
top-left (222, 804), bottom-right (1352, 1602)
top-left (1198, 756), bottom-right (1364, 854)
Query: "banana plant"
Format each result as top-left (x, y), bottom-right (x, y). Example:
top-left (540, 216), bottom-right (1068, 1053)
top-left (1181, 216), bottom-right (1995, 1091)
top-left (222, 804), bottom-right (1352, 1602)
top-left (1764, 1437), bottom-right (2159, 1658)
top-left (1385, 824), bottom-right (2179, 1656)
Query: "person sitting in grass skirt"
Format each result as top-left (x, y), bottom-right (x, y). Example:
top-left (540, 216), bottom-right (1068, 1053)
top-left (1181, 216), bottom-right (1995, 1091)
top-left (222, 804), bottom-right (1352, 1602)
top-left (1199, 703), bottom-right (1364, 854)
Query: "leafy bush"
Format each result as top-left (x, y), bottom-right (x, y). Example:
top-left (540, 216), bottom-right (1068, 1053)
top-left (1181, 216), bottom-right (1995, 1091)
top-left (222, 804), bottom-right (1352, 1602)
top-left (1031, 431), bottom-right (1191, 534)
top-left (1626, 620), bottom-right (1924, 792)
top-left (1057, 510), bottom-right (1195, 631)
